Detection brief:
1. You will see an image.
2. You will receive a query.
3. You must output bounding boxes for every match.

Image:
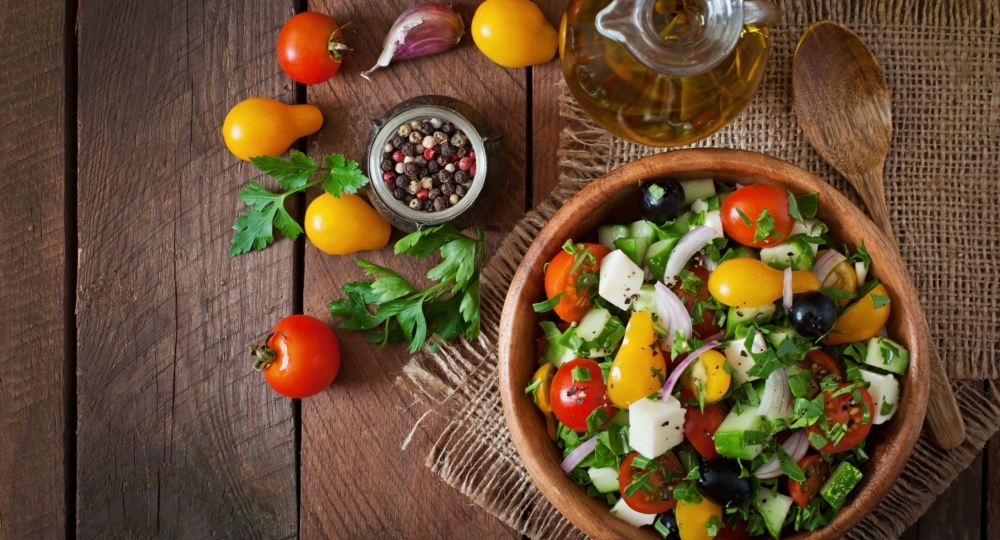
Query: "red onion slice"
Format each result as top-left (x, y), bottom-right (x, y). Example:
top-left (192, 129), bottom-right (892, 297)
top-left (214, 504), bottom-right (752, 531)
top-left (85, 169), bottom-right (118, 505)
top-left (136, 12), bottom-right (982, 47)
top-left (661, 340), bottom-right (720, 401)
top-left (663, 226), bottom-right (717, 284)
top-left (782, 267), bottom-right (793, 309)
top-left (655, 282), bottom-right (692, 344)
top-left (757, 368), bottom-right (791, 417)
top-left (561, 437), bottom-right (599, 472)
top-left (813, 249), bottom-right (847, 287)
top-left (754, 430), bottom-right (809, 479)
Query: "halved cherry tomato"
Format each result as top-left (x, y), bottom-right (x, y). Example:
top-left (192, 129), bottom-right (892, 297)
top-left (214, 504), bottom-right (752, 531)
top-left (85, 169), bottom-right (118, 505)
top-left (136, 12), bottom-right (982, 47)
top-left (715, 520), bottom-right (752, 540)
top-left (550, 358), bottom-right (615, 432)
top-left (803, 350), bottom-right (842, 382)
top-left (816, 255), bottom-right (858, 306)
top-left (720, 185), bottom-right (795, 247)
top-left (543, 243), bottom-right (611, 323)
top-left (618, 451), bottom-right (686, 514)
top-left (806, 384), bottom-right (875, 453)
top-left (822, 283), bottom-right (891, 345)
top-left (680, 390), bottom-right (727, 460)
top-left (788, 454), bottom-right (831, 507)
top-left (670, 265), bottom-right (722, 339)
top-left (675, 496), bottom-right (724, 540)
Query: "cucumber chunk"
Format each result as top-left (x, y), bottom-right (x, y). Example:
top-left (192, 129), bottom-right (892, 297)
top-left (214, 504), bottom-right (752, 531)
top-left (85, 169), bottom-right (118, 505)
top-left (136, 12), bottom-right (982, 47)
top-left (629, 220), bottom-right (656, 244)
top-left (682, 179), bottom-right (716, 204)
top-left (598, 225), bottom-right (631, 250)
top-left (863, 336), bottom-right (911, 375)
top-left (764, 326), bottom-right (799, 350)
top-left (645, 237), bottom-right (680, 280)
top-left (760, 237), bottom-right (816, 271)
top-left (588, 467), bottom-right (620, 494)
top-left (613, 237), bottom-right (650, 266)
top-left (754, 488), bottom-right (793, 538)
top-left (630, 284), bottom-right (657, 315)
top-left (820, 462), bottom-right (863, 510)
top-left (576, 308), bottom-right (612, 342)
top-left (725, 305), bottom-right (776, 339)
top-left (713, 406), bottom-right (766, 460)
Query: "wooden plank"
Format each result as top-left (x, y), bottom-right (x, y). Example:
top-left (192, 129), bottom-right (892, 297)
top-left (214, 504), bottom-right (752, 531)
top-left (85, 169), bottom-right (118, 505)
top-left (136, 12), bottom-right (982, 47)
top-left (532, 0), bottom-right (568, 205)
top-left (0, 0), bottom-right (67, 537)
top-left (75, 1), bottom-right (298, 537)
top-left (905, 451), bottom-right (984, 540)
top-left (987, 432), bottom-right (1000, 539)
top-left (300, 1), bottom-right (525, 537)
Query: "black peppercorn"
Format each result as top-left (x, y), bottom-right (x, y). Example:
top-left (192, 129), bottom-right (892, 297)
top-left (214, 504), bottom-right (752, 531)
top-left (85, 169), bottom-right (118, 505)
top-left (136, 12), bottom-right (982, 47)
top-left (432, 175), bottom-right (442, 186)
top-left (440, 122), bottom-right (455, 135)
top-left (437, 170), bottom-right (451, 184)
top-left (395, 176), bottom-right (408, 189)
top-left (418, 167), bottom-right (429, 178)
top-left (393, 188), bottom-right (406, 200)
top-left (426, 160), bottom-right (440, 174)
top-left (414, 156), bottom-right (427, 167)
top-left (455, 184), bottom-right (467, 197)
top-left (439, 142), bottom-right (454, 157)
top-left (404, 162), bottom-right (418, 176)
top-left (454, 170), bottom-right (469, 184)
top-left (433, 197), bottom-right (448, 212)
top-left (455, 147), bottom-right (469, 158)
top-left (421, 121), bottom-right (433, 134)
top-left (391, 135), bottom-right (404, 149)
top-left (440, 183), bottom-right (454, 196)
top-left (401, 142), bottom-right (416, 157)
top-left (424, 200), bottom-right (435, 211)
top-left (435, 156), bottom-right (448, 166)
top-left (428, 188), bottom-right (441, 199)
top-left (381, 160), bottom-right (393, 172)
top-left (405, 195), bottom-right (416, 205)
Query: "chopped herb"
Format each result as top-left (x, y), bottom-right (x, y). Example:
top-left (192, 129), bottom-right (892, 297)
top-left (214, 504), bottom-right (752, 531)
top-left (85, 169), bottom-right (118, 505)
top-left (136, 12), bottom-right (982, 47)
top-left (624, 469), bottom-right (657, 497)
top-left (788, 369), bottom-right (814, 398)
top-left (673, 481), bottom-right (703, 504)
top-left (880, 397), bottom-right (895, 416)
top-left (706, 515), bottom-right (724, 537)
top-left (654, 517), bottom-right (672, 538)
top-left (871, 294), bottom-right (891, 308)
top-left (524, 379), bottom-right (543, 395)
top-left (736, 208), bottom-right (753, 226)
top-left (778, 446), bottom-right (807, 482)
top-left (818, 287), bottom-right (857, 303)
top-left (753, 208), bottom-right (783, 243)
top-left (532, 294), bottom-right (562, 313)
top-left (572, 366), bottom-right (592, 382)
top-left (648, 184), bottom-right (666, 201)
top-left (679, 268), bottom-right (704, 296)
top-left (586, 407), bottom-right (610, 435)
top-left (807, 431), bottom-right (829, 449)
top-left (857, 277), bottom-right (882, 298)
top-left (651, 366), bottom-right (666, 385)
top-left (788, 192), bottom-right (820, 222)
top-left (631, 454), bottom-right (654, 469)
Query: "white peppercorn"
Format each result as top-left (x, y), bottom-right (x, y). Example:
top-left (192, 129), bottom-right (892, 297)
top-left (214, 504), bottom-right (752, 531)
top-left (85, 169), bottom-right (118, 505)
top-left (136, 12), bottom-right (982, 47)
top-left (449, 194), bottom-right (459, 205)
top-left (422, 135), bottom-right (436, 148)
top-left (408, 198), bottom-right (421, 210)
top-left (383, 143), bottom-right (394, 153)
top-left (407, 180), bottom-right (419, 194)
top-left (408, 131), bottom-right (422, 144)
top-left (395, 162), bottom-right (405, 174)
top-left (414, 144), bottom-right (424, 154)
top-left (450, 132), bottom-right (467, 147)
top-left (403, 156), bottom-right (414, 164)
top-left (397, 125), bottom-right (411, 137)
top-left (409, 120), bottom-right (423, 132)
top-left (445, 163), bottom-right (456, 173)
top-left (420, 176), bottom-right (433, 189)
top-left (430, 117), bottom-right (443, 129)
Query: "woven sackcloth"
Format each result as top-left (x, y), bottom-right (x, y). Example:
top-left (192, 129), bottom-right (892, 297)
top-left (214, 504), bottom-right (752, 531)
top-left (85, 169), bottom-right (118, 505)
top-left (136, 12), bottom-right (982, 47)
top-left (400, 1), bottom-right (1000, 538)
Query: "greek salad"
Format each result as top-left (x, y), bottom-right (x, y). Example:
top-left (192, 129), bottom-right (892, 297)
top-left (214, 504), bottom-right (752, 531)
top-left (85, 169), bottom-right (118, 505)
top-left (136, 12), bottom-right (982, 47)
top-left (526, 179), bottom-right (909, 539)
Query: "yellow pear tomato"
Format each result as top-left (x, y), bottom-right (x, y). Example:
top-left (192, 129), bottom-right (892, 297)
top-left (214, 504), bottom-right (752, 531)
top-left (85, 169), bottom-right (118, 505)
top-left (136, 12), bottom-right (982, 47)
top-left (676, 497), bottom-right (724, 540)
top-left (607, 311), bottom-right (667, 409)
top-left (681, 350), bottom-right (731, 405)
top-left (305, 193), bottom-right (391, 255)
top-left (708, 258), bottom-right (820, 308)
top-left (822, 283), bottom-right (892, 345)
top-left (471, 0), bottom-right (559, 68)
top-left (222, 97), bottom-right (323, 161)
top-left (531, 363), bottom-right (558, 440)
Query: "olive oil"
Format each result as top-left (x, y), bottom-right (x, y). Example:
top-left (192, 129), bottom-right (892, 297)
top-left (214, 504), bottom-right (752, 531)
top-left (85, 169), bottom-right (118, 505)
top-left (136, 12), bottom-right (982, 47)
top-left (561, 0), bottom-right (770, 147)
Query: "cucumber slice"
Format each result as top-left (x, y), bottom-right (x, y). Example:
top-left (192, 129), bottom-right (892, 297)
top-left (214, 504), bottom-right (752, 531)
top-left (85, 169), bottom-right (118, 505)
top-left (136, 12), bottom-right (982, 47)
top-left (725, 304), bottom-right (776, 339)
top-left (577, 308), bottom-right (612, 342)
top-left (713, 406), bottom-right (766, 460)
top-left (613, 237), bottom-right (651, 266)
top-left (598, 224), bottom-right (631, 250)
top-left (863, 336), bottom-right (911, 375)
top-left (754, 488), bottom-right (793, 538)
top-left (644, 237), bottom-right (680, 280)
top-left (630, 284), bottom-right (657, 314)
top-left (682, 179), bottom-right (716, 204)
top-left (760, 237), bottom-right (816, 271)
top-left (539, 322), bottom-right (575, 367)
top-left (588, 467), bottom-right (620, 494)
top-left (820, 462), bottom-right (863, 510)
top-left (764, 326), bottom-right (798, 350)
top-left (673, 211), bottom-right (691, 233)
top-left (629, 220), bottom-right (656, 244)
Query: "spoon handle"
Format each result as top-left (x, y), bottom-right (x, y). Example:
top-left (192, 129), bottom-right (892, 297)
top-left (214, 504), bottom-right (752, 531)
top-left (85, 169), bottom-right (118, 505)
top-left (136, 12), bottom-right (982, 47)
top-left (850, 168), bottom-right (967, 450)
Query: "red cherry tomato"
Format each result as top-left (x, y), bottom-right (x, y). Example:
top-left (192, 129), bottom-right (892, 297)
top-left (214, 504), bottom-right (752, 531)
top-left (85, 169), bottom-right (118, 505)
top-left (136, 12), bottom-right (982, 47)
top-left (277, 12), bottom-right (346, 85)
top-left (720, 185), bottom-right (795, 247)
top-left (669, 265), bottom-right (723, 339)
top-left (788, 454), bottom-right (831, 507)
top-left (255, 314), bottom-right (341, 398)
top-left (680, 390), bottom-right (726, 460)
top-left (806, 384), bottom-right (875, 453)
top-left (549, 358), bottom-right (615, 432)
top-left (618, 451), bottom-right (686, 514)
top-left (715, 519), bottom-right (752, 540)
top-left (803, 350), bottom-right (842, 382)
top-left (543, 243), bottom-right (611, 323)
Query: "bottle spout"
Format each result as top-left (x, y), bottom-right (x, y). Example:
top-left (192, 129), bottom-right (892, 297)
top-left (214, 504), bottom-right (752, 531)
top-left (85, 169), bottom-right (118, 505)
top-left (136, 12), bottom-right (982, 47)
top-left (743, 0), bottom-right (780, 27)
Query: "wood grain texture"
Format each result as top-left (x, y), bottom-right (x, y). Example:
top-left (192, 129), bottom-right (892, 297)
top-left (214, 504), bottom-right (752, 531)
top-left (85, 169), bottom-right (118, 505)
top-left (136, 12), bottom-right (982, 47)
top-left (0, 0), bottom-right (67, 537)
top-left (903, 451), bottom-right (984, 540)
top-left (299, 1), bottom-right (525, 538)
top-left (531, 0), bottom-right (566, 206)
top-left (75, 1), bottom-right (297, 537)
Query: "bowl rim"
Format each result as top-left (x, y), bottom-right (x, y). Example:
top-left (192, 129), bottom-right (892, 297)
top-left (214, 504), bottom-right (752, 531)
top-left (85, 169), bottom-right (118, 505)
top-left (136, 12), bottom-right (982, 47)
top-left (497, 148), bottom-right (929, 540)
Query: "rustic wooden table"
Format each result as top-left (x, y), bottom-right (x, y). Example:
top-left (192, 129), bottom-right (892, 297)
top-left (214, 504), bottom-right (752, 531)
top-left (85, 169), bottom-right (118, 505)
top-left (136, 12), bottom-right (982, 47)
top-left (1, 0), bottom-right (995, 538)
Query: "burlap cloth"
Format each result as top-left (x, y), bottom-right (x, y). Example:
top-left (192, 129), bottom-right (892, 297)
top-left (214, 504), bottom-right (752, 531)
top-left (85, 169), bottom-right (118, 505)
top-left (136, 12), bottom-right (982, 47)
top-left (400, 1), bottom-right (1000, 538)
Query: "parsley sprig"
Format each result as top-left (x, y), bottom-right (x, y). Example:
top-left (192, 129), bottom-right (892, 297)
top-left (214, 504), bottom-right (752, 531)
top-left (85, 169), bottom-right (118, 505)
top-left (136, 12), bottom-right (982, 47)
top-left (328, 224), bottom-right (485, 353)
top-left (230, 150), bottom-right (369, 256)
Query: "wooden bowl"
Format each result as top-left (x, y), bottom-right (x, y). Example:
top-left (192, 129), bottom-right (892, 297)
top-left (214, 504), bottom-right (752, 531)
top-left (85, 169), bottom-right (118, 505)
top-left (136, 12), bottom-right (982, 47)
top-left (498, 149), bottom-right (929, 540)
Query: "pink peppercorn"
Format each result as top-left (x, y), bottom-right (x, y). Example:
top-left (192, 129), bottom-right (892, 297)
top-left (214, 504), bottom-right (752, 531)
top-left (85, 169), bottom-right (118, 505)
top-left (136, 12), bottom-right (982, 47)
top-left (416, 188), bottom-right (429, 200)
top-left (458, 157), bottom-right (473, 171)
top-left (382, 172), bottom-right (395, 183)
top-left (469, 165), bottom-right (477, 177)
top-left (468, 150), bottom-right (476, 159)
top-left (450, 154), bottom-right (460, 162)
top-left (392, 150), bottom-right (405, 162)
top-left (423, 147), bottom-right (436, 160)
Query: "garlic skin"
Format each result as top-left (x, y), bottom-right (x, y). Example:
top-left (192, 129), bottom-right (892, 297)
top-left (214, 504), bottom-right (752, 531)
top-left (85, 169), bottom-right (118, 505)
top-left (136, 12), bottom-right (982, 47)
top-left (362, 3), bottom-right (465, 79)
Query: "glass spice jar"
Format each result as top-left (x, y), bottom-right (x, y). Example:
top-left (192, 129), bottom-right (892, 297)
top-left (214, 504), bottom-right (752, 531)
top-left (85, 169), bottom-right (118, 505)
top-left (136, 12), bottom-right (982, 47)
top-left (363, 95), bottom-right (501, 232)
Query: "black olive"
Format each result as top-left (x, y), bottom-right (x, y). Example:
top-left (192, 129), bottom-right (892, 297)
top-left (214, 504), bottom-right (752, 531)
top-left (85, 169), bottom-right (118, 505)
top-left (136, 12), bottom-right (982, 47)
top-left (655, 509), bottom-right (680, 540)
top-left (696, 459), bottom-right (751, 508)
top-left (640, 180), bottom-right (686, 224)
top-left (789, 291), bottom-right (838, 338)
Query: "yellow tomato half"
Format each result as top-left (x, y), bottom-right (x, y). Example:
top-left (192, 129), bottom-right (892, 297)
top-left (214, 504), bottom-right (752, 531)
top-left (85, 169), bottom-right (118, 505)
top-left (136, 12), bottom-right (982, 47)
top-left (822, 283), bottom-right (892, 345)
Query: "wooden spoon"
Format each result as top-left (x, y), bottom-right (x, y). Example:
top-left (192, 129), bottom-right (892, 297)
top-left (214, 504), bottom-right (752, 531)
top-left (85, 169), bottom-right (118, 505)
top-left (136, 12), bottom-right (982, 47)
top-left (792, 21), bottom-right (966, 450)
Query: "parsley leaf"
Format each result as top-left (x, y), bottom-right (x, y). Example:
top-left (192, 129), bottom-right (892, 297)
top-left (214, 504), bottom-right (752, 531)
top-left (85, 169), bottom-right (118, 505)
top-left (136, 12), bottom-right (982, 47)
top-left (788, 192), bottom-right (819, 222)
top-left (572, 366), bottom-right (592, 382)
top-left (753, 208), bottom-right (782, 243)
top-left (777, 446), bottom-right (806, 482)
top-left (524, 379), bottom-right (543, 395)
top-left (706, 515), bottom-right (724, 537)
top-left (871, 294), bottom-right (891, 308)
top-left (231, 150), bottom-right (370, 256)
top-left (329, 224), bottom-right (485, 353)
